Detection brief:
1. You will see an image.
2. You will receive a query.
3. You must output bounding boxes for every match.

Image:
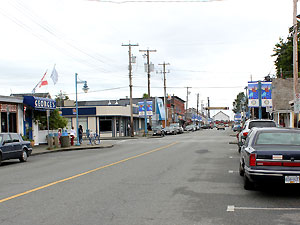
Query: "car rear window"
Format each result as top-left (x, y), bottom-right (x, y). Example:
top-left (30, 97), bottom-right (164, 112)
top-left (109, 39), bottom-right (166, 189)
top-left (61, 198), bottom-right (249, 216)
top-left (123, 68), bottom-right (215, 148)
top-left (256, 132), bottom-right (300, 146)
top-left (249, 121), bottom-right (276, 129)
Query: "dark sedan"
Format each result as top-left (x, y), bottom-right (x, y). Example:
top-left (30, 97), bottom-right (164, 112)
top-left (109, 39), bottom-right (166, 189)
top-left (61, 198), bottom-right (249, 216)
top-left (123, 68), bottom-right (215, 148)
top-left (239, 128), bottom-right (300, 190)
top-left (0, 133), bottom-right (32, 165)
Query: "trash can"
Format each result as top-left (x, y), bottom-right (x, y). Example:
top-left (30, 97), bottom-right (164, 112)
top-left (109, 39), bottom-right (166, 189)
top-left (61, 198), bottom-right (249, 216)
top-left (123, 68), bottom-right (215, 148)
top-left (53, 133), bottom-right (59, 148)
top-left (61, 130), bottom-right (70, 147)
top-left (47, 133), bottom-right (54, 149)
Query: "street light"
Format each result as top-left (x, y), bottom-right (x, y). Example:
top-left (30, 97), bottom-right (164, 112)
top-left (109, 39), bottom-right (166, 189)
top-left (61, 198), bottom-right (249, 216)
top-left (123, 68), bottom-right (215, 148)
top-left (75, 73), bottom-right (89, 146)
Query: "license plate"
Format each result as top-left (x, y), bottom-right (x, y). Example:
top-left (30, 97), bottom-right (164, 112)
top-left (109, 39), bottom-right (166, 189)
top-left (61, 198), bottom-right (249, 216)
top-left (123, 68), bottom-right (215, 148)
top-left (285, 176), bottom-right (300, 184)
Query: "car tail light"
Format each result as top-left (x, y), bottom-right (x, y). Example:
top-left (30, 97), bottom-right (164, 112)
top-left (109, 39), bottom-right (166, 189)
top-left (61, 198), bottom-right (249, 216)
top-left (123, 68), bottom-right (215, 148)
top-left (256, 161), bottom-right (282, 166)
top-left (243, 132), bottom-right (248, 137)
top-left (283, 162), bottom-right (300, 167)
top-left (249, 153), bottom-right (256, 166)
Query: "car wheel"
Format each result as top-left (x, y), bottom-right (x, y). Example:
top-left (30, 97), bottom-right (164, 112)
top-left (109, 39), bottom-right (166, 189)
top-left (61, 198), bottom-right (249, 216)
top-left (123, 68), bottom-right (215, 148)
top-left (19, 149), bottom-right (28, 162)
top-left (239, 162), bottom-right (244, 176)
top-left (243, 174), bottom-right (254, 190)
top-left (238, 145), bottom-right (241, 153)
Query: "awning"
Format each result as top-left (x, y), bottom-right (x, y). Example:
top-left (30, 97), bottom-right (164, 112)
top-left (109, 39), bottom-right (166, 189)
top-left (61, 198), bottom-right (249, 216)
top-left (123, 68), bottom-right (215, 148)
top-left (23, 96), bottom-right (56, 110)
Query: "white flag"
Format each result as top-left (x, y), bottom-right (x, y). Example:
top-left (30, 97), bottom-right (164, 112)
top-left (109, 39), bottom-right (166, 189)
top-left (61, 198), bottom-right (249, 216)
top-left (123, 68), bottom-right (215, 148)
top-left (50, 65), bottom-right (58, 85)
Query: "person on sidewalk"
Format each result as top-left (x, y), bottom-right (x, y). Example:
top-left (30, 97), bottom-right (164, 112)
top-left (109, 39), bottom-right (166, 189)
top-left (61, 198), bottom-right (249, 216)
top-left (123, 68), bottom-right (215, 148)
top-left (78, 125), bottom-right (83, 144)
top-left (70, 127), bottom-right (76, 146)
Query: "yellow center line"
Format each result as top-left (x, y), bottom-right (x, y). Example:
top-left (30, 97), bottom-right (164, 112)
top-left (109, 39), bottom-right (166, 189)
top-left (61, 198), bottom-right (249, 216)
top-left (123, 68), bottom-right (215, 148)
top-left (0, 142), bottom-right (179, 204)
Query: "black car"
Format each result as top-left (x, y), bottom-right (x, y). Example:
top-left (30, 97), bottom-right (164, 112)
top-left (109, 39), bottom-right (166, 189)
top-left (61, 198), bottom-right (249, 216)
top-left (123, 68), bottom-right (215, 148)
top-left (239, 128), bottom-right (300, 190)
top-left (0, 133), bottom-right (32, 165)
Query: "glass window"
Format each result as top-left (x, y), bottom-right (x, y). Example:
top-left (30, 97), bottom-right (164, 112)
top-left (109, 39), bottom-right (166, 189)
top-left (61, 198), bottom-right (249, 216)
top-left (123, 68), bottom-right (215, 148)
top-left (249, 121), bottom-right (276, 129)
top-left (256, 132), bottom-right (300, 146)
top-left (78, 117), bottom-right (88, 133)
top-left (2, 134), bottom-right (11, 143)
top-left (10, 133), bottom-right (20, 142)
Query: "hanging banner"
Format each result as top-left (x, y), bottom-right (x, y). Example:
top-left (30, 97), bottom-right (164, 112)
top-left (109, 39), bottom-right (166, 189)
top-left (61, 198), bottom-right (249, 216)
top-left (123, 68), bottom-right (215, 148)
top-left (248, 81), bottom-right (272, 108)
top-left (138, 101), bottom-right (153, 116)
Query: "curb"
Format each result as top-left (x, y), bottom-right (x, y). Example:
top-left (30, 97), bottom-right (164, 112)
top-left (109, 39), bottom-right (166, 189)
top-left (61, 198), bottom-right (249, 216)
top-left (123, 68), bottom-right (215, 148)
top-left (31, 144), bottom-right (114, 156)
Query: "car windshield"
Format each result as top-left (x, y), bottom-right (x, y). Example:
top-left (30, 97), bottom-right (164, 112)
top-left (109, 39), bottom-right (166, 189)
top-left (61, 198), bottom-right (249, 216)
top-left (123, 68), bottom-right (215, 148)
top-left (249, 121), bottom-right (276, 129)
top-left (256, 132), bottom-right (300, 146)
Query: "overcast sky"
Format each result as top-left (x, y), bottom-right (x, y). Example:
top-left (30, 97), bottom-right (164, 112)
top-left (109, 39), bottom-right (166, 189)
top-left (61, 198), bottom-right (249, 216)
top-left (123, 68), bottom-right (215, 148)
top-left (0, 0), bottom-right (297, 117)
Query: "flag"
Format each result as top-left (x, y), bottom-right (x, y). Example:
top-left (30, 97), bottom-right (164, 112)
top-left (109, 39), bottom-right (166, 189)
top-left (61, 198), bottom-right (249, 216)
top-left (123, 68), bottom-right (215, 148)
top-left (32, 70), bottom-right (48, 93)
top-left (39, 80), bottom-right (48, 87)
top-left (51, 65), bottom-right (58, 85)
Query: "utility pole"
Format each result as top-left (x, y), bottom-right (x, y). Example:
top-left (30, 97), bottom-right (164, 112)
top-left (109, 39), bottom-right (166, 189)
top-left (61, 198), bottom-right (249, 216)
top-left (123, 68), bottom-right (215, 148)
top-left (185, 87), bottom-right (191, 123)
top-left (196, 93), bottom-right (199, 121)
top-left (122, 42), bottom-right (139, 137)
top-left (139, 49), bottom-right (156, 97)
top-left (293, 0), bottom-right (299, 127)
top-left (158, 62), bottom-right (170, 127)
top-left (207, 97), bottom-right (210, 118)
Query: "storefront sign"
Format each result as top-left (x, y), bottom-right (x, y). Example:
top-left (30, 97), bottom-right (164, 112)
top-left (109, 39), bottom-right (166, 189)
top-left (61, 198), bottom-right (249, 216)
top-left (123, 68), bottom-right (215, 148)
top-left (23, 96), bottom-right (56, 110)
top-left (0, 104), bottom-right (17, 112)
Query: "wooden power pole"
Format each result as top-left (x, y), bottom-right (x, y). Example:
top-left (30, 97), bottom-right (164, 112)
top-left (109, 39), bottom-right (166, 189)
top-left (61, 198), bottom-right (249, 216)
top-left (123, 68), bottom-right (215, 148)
top-left (139, 49), bottom-right (156, 97)
top-left (293, 0), bottom-right (299, 127)
top-left (158, 62), bottom-right (170, 127)
top-left (122, 42), bottom-right (139, 137)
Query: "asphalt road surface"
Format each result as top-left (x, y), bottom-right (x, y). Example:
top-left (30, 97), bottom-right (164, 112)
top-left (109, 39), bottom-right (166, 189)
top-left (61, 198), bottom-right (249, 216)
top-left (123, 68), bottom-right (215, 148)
top-left (1, 129), bottom-right (300, 225)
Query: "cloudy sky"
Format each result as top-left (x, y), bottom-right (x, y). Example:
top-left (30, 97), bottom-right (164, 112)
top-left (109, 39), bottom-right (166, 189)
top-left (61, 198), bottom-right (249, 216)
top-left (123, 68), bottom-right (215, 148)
top-left (0, 0), bottom-right (296, 117)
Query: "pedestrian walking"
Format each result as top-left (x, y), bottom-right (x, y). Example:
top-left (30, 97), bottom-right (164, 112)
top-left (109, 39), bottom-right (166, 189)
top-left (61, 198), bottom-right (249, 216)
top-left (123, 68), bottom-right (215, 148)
top-left (78, 125), bottom-right (83, 144)
top-left (70, 126), bottom-right (76, 145)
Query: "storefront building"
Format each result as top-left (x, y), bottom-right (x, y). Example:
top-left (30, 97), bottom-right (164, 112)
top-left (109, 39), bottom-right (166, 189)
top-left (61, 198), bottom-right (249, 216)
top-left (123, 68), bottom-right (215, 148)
top-left (22, 95), bottom-right (56, 144)
top-left (61, 100), bottom-right (145, 137)
top-left (0, 95), bottom-right (24, 134)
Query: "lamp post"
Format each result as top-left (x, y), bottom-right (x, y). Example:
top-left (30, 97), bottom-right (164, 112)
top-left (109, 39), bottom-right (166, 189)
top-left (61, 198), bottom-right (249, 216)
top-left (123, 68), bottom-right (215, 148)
top-left (75, 73), bottom-right (89, 146)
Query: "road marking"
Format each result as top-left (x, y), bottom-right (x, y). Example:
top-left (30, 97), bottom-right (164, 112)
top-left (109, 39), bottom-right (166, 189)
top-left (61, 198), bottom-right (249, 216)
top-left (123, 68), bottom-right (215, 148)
top-left (228, 170), bottom-right (238, 174)
top-left (0, 142), bottom-right (178, 204)
top-left (229, 148), bottom-right (238, 151)
top-left (227, 205), bottom-right (300, 212)
top-left (229, 156), bottom-right (239, 159)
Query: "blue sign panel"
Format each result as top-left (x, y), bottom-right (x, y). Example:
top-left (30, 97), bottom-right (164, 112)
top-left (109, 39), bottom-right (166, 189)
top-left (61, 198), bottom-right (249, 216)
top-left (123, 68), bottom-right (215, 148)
top-left (138, 101), bottom-right (153, 116)
top-left (248, 81), bottom-right (272, 108)
top-left (23, 96), bottom-right (56, 110)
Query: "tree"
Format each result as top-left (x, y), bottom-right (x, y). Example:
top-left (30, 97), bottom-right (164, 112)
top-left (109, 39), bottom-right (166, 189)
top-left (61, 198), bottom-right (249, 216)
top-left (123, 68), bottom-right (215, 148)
top-left (142, 93), bottom-right (149, 99)
top-left (272, 22), bottom-right (300, 78)
top-left (34, 109), bottom-right (68, 130)
top-left (232, 92), bottom-right (247, 113)
top-left (55, 91), bottom-right (70, 107)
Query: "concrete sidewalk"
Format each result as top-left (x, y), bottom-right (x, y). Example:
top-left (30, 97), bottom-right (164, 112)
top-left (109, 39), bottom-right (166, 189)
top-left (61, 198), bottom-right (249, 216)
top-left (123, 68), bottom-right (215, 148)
top-left (31, 141), bottom-right (114, 156)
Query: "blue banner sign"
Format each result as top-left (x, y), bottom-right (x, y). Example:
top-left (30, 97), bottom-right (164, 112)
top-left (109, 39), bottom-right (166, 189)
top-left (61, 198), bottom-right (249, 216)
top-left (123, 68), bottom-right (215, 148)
top-left (138, 101), bottom-right (153, 116)
top-left (248, 81), bottom-right (272, 107)
top-left (23, 96), bottom-right (56, 110)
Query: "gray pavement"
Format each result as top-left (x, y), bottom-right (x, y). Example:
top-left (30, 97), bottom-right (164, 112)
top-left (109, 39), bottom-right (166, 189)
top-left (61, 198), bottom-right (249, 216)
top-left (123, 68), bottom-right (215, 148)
top-left (31, 140), bottom-right (114, 156)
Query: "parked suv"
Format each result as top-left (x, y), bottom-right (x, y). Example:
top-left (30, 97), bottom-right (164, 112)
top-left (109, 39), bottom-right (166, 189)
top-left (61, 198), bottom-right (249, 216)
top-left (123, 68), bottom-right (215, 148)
top-left (237, 119), bottom-right (277, 152)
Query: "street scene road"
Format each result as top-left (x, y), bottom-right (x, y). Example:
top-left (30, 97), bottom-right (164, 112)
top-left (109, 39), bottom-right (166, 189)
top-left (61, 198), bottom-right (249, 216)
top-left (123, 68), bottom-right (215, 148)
top-left (1, 129), bottom-right (300, 225)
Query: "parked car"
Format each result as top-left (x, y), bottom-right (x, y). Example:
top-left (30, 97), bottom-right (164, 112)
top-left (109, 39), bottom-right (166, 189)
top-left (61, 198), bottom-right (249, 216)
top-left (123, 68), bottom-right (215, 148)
top-left (170, 123), bottom-right (183, 134)
top-left (239, 127), bottom-right (300, 190)
top-left (185, 124), bottom-right (196, 132)
top-left (0, 133), bottom-right (32, 165)
top-left (216, 123), bottom-right (225, 130)
top-left (238, 119), bottom-right (277, 152)
top-left (152, 125), bottom-right (165, 136)
top-left (163, 126), bottom-right (177, 135)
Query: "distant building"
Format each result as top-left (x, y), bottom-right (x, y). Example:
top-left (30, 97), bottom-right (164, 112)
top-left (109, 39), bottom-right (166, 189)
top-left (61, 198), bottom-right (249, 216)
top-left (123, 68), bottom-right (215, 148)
top-left (213, 111), bottom-right (230, 123)
top-left (272, 78), bottom-right (299, 127)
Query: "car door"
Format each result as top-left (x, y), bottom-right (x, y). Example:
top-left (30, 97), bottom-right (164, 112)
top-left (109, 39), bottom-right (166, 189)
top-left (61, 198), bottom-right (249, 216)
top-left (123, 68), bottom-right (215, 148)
top-left (10, 133), bottom-right (22, 158)
top-left (1, 134), bottom-right (14, 160)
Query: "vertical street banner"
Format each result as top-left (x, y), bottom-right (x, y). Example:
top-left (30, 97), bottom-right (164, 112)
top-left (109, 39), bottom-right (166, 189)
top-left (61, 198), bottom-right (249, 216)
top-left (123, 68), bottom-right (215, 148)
top-left (138, 101), bottom-right (153, 116)
top-left (248, 81), bottom-right (272, 108)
